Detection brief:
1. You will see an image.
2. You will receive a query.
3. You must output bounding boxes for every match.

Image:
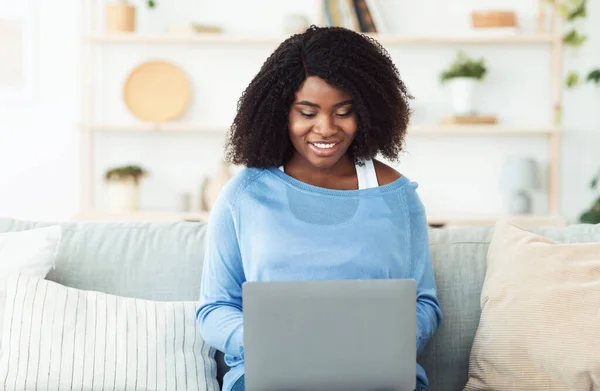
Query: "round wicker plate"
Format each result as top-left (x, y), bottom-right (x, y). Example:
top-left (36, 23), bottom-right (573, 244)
top-left (123, 60), bottom-right (192, 122)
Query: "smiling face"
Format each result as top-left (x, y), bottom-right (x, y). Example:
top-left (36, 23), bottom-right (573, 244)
top-left (287, 76), bottom-right (358, 171)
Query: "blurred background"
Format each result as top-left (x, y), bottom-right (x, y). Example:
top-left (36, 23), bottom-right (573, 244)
top-left (0, 0), bottom-right (599, 228)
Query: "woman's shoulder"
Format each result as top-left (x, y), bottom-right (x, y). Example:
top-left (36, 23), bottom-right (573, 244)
top-left (372, 159), bottom-right (424, 210)
top-left (221, 166), bottom-right (269, 195)
top-left (373, 159), bottom-right (402, 186)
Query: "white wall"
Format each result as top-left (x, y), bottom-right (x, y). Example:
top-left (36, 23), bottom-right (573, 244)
top-left (0, 0), bottom-right (80, 221)
top-left (1, 0), bottom-right (599, 223)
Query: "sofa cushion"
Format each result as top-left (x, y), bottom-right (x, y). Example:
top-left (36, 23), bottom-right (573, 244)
top-left (419, 222), bottom-right (600, 391)
top-left (0, 218), bottom-right (207, 301)
top-left (418, 226), bottom-right (493, 391)
top-left (0, 225), bottom-right (62, 349)
top-left (0, 218), bottom-right (226, 386)
top-left (464, 220), bottom-right (600, 390)
top-left (0, 272), bottom-right (220, 391)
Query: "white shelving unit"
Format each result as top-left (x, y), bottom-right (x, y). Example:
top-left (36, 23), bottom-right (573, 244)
top-left (76, 0), bottom-right (564, 227)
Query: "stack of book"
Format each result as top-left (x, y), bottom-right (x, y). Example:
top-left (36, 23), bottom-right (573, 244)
top-left (323, 0), bottom-right (388, 33)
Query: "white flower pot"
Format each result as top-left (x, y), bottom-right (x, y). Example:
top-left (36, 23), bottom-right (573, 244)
top-left (107, 180), bottom-right (140, 212)
top-left (137, 6), bottom-right (163, 34)
top-left (448, 77), bottom-right (478, 115)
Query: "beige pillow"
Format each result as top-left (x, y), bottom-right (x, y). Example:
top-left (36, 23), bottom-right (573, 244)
top-left (464, 220), bottom-right (600, 391)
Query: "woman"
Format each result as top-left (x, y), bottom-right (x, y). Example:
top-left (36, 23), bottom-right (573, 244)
top-left (197, 25), bottom-right (442, 391)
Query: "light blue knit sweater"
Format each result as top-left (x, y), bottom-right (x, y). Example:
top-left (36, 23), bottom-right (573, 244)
top-left (197, 167), bottom-right (442, 390)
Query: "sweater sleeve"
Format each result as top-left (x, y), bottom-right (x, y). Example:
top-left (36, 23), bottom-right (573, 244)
top-left (408, 192), bottom-right (443, 356)
top-left (196, 187), bottom-right (246, 360)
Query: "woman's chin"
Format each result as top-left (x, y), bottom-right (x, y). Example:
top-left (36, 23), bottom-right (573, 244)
top-left (304, 153), bottom-right (348, 171)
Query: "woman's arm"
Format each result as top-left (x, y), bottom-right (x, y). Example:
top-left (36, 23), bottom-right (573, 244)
top-left (196, 190), bottom-right (246, 360)
top-left (408, 192), bottom-right (443, 356)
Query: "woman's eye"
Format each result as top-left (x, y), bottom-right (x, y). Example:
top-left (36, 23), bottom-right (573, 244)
top-left (300, 112), bottom-right (316, 118)
top-left (336, 110), bottom-right (353, 117)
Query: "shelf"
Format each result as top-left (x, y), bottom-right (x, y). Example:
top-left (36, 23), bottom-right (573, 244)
top-left (84, 123), bottom-right (558, 136)
top-left (427, 214), bottom-right (565, 228)
top-left (82, 123), bottom-right (228, 133)
top-left (84, 32), bottom-right (558, 45)
top-left (71, 210), bottom-right (210, 222)
top-left (409, 125), bottom-right (558, 136)
top-left (372, 33), bottom-right (557, 45)
top-left (85, 33), bottom-right (285, 44)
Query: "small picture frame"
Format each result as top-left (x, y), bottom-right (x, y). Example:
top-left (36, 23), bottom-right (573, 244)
top-left (0, 0), bottom-right (38, 102)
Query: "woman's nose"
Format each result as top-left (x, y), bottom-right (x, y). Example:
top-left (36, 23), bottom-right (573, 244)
top-left (314, 116), bottom-right (337, 138)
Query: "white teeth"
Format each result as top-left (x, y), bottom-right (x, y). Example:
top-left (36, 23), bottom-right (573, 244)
top-left (313, 143), bottom-right (336, 149)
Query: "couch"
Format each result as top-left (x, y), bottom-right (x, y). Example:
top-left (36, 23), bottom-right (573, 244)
top-left (1, 216), bottom-right (598, 390)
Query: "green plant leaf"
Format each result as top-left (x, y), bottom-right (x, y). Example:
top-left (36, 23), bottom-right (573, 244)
top-left (563, 29), bottom-right (587, 46)
top-left (566, 0), bottom-right (586, 20)
top-left (558, 0), bottom-right (587, 20)
top-left (579, 195), bottom-right (600, 224)
top-left (440, 51), bottom-right (486, 83)
top-left (105, 165), bottom-right (148, 183)
top-left (565, 71), bottom-right (580, 88)
top-left (558, 3), bottom-right (571, 17)
top-left (148, 0), bottom-right (156, 8)
top-left (586, 69), bottom-right (600, 84)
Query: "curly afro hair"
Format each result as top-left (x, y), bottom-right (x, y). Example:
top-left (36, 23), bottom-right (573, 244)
top-left (225, 25), bottom-right (413, 168)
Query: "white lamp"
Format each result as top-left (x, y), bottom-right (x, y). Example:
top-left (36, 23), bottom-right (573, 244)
top-left (500, 156), bottom-right (542, 214)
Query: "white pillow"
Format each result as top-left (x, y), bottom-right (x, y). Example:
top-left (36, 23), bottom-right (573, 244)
top-left (0, 273), bottom-right (220, 391)
top-left (0, 226), bottom-right (61, 348)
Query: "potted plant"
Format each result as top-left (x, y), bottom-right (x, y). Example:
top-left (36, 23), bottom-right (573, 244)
top-left (579, 169), bottom-right (600, 224)
top-left (440, 50), bottom-right (487, 115)
top-left (104, 165), bottom-right (147, 212)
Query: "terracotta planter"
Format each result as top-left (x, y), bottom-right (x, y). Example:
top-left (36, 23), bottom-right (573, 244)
top-left (106, 3), bottom-right (136, 33)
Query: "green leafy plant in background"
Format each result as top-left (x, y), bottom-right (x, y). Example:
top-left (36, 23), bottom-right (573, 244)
top-left (565, 71), bottom-right (580, 88)
top-left (147, 0), bottom-right (156, 8)
top-left (549, 0), bottom-right (600, 88)
top-left (587, 69), bottom-right (600, 84)
top-left (105, 165), bottom-right (148, 184)
top-left (440, 51), bottom-right (487, 83)
top-left (579, 170), bottom-right (600, 224)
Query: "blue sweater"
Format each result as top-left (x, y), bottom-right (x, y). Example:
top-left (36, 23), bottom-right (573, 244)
top-left (197, 167), bottom-right (442, 390)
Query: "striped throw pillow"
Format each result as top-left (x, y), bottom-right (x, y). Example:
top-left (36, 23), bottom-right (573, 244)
top-left (0, 273), bottom-right (219, 391)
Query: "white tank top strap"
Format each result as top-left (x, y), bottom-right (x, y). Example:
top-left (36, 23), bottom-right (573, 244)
top-left (356, 159), bottom-right (378, 189)
top-left (279, 160), bottom-right (378, 189)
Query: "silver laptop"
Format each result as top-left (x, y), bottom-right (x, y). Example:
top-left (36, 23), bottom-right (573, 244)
top-left (242, 279), bottom-right (416, 391)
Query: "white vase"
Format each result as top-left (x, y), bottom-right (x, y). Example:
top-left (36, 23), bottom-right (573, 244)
top-left (200, 160), bottom-right (232, 211)
top-left (448, 77), bottom-right (477, 115)
top-left (137, 6), bottom-right (163, 34)
top-left (107, 180), bottom-right (140, 212)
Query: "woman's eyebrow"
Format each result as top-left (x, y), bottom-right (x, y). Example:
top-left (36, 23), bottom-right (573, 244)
top-left (295, 99), bottom-right (353, 108)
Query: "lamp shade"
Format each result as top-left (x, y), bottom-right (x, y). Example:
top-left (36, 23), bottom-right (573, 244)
top-left (500, 156), bottom-right (541, 191)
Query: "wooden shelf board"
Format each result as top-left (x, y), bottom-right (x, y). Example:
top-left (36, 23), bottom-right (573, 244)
top-left (369, 33), bottom-right (556, 44)
top-left (83, 123), bottom-right (228, 133)
top-left (71, 210), bottom-right (210, 222)
top-left (85, 33), bottom-right (283, 44)
top-left (409, 125), bottom-right (558, 136)
top-left (85, 32), bottom-right (557, 45)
